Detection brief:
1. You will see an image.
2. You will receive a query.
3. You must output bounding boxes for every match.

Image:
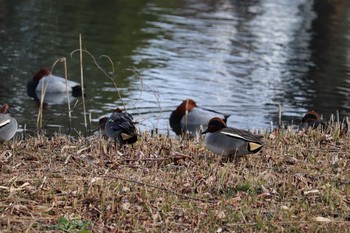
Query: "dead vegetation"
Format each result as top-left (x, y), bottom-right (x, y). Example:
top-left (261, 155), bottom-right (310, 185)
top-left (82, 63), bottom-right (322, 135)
top-left (0, 126), bottom-right (350, 232)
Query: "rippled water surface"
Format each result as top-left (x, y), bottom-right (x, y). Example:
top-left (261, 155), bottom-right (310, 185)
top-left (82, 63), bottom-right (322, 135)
top-left (1, 0), bottom-right (350, 136)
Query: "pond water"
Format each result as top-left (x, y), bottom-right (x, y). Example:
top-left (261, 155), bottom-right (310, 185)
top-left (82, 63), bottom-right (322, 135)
top-left (1, 0), bottom-right (350, 136)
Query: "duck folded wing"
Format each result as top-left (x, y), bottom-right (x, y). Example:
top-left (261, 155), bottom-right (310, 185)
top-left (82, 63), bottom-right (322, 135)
top-left (122, 112), bottom-right (134, 121)
top-left (110, 122), bottom-right (134, 131)
top-left (108, 117), bottom-right (135, 131)
top-left (220, 128), bottom-right (262, 143)
top-left (0, 114), bottom-right (11, 127)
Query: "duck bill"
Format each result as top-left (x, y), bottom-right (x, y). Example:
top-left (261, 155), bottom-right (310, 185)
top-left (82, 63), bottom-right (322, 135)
top-left (201, 129), bottom-right (208, 134)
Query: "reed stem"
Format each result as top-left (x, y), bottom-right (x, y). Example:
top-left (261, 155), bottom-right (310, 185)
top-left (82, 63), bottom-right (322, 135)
top-left (79, 34), bottom-right (88, 137)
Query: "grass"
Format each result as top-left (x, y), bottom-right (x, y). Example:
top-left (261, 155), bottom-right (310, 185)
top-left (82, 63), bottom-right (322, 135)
top-left (0, 126), bottom-right (350, 232)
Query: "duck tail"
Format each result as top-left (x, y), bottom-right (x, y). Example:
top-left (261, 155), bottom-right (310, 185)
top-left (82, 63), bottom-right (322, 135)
top-left (247, 142), bottom-right (263, 153)
top-left (72, 85), bottom-right (83, 97)
top-left (223, 114), bottom-right (231, 123)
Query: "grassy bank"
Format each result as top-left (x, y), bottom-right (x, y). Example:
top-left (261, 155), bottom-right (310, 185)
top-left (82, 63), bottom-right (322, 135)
top-left (0, 127), bottom-right (349, 232)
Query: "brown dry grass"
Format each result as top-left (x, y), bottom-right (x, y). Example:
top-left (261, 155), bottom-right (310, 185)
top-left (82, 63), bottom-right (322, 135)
top-left (0, 127), bottom-right (350, 232)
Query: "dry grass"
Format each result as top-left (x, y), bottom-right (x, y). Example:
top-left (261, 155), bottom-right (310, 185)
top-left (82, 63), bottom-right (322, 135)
top-left (0, 126), bottom-right (350, 232)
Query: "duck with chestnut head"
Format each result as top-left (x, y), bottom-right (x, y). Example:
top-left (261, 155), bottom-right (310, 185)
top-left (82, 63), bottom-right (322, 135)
top-left (202, 117), bottom-right (263, 158)
top-left (169, 99), bottom-right (230, 136)
top-left (299, 111), bottom-right (327, 131)
top-left (27, 68), bottom-right (82, 104)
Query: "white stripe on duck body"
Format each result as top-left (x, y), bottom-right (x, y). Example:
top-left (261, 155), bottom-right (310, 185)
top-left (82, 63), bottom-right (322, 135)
top-left (0, 104), bottom-right (18, 142)
top-left (105, 108), bottom-right (138, 145)
top-left (27, 68), bottom-right (82, 98)
top-left (202, 117), bottom-right (263, 157)
top-left (169, 99), bottom-right (230, 136)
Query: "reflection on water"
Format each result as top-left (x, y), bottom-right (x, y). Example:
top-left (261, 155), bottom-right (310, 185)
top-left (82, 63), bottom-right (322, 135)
top-left (0, 0), bottom-right (350, 136)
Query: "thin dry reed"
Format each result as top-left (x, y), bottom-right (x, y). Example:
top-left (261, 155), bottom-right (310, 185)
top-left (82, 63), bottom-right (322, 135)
top-left (79, 34), bottom-right (88, 136)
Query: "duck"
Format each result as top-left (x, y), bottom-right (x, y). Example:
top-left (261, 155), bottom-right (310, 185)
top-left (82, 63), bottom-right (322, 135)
top-left (0, 104), bottom-right (18, 142)
top-left (27, 68), bottom-right (82, 100)
top-left (299, 111), bottom-right (327, 131)
top-left (105, 108), bottom-right (138, 145)
top-left (201, 117), bottom-right (263, 158)
top-left (169, 99), bottom-right (230, 136)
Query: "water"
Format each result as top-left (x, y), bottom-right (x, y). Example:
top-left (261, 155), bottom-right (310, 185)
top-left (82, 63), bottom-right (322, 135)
top-left (1, 0), bottom-right (350, 136)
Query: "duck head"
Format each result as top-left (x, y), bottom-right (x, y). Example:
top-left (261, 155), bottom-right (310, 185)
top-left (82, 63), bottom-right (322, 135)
top-left (175, 99), bottom-right (197, 116)
top-left (27, 68), bottom-right (51, 97)
top-left (202, 117), bottom-right (227, 134)
top-left (33, 68), bottom-right (51, 81)
top-left (299, 111), bottom-right (323, 130)
top-left (0, 104), bottom-right (10, 114)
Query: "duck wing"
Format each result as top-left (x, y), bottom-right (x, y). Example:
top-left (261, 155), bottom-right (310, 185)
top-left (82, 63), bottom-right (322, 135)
top-left (108, 113), bottom-right (136, 133)
top-left (0, 114), bottom-right (11, 127)
top-left (220, 127), bottom-right (262, 143)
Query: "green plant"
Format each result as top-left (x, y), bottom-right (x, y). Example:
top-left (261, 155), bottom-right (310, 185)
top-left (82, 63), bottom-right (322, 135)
top-left (54, 217), bottom-right (92, 233)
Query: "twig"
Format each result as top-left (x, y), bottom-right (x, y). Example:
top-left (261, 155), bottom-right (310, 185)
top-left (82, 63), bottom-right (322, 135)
top-left (98, 55), bottom-right (126, 109)
top-left (70, 48), bottom-right (125, 108)
top-left (132, 71), bottom-right (162, 130)
top-left (36, 77), bottom-right (44, 130)
top-left (79, 34), bottom-right (88, 136)
top-left (120, 153), bottom-right (192, 162)
top-left (62, 58), bottom-right (72, 134)
top-left (101, 174), bottom-right (217, 203)
top-left (278, 104), bottom-right (282, 128)
top-left (51, 57), bottom-right (72, 134)
top-left (31, 97), bottom-right (92, 135)
top-left (127, 66), bottom-right (143, 109)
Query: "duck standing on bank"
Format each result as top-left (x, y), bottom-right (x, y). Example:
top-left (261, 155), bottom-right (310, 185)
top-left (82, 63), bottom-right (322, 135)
top-left (27, 68), bottom-right (82, 104)
top-left (105, 108), bottom-right (138, 145)
top-left (202, 117), bottom-right (263, 158)
top-left (169, 99), bottom-right (230, 136)
top-left (299, 111), bottom-right (326, 131)
top-left (0, 104), bottom-right (18, 142)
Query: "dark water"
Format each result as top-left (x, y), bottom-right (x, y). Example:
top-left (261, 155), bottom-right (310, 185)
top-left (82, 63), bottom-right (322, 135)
top-left (1, 0), bottom-right (350, 136)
